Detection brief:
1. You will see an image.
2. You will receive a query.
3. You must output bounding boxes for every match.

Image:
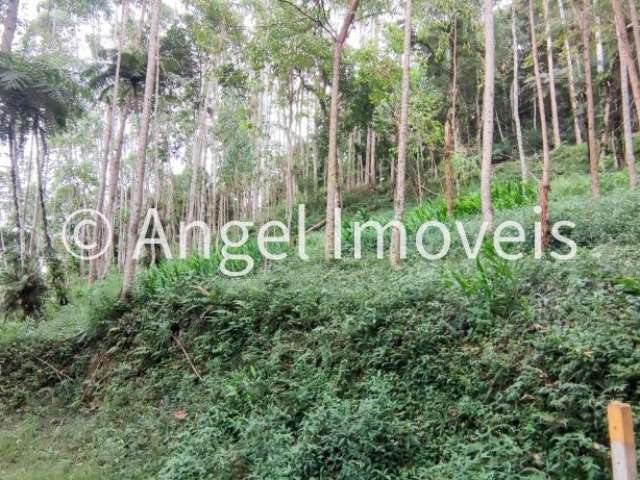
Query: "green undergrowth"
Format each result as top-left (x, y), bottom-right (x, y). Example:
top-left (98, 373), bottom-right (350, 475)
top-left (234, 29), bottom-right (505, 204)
top-left (2, 154), bottom-right (640, 478)
top-left (3, 227), bottom-right (640, 478)
top-left (67, 242), bottom-right (640, 478)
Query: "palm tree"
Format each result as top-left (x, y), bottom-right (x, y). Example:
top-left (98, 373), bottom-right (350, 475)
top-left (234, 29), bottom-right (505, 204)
top-left (0, 54), bottom-right (81, 304)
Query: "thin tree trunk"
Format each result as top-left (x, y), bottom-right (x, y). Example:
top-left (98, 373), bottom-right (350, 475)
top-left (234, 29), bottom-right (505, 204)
top-left (480, 0), bottom-right (495, 227)
top-left (185, 74), bottom-right (211, 254)
top-left (618, 24), bottom-right (639, 188)
top-left (612, 0), bottom-right (640, 126)
top-left (628, 0), bottom-right (640, 73)
top-left (8, 126), bottom-right (24, 263)
top-left (595, 10), bottom-right (605, 74)
top-left (122, 0), bottom-right (162, 295)
top-left (36, 130), bottom-right (68, 305)
top-left (558, 0), bottom-right (584, 144)
top-left (101, 102), bottom-right (129, 277)
top-left (390, 0), bottom-right (412, 267)
top-left (90, 0), bottom-right (128, 282)
top-left (135, 0), bottom-right (147, 47)
top-left (543, 0), bottom-right (562, 147)
top-left (1, 0), bottom-right (20, 54)
top-left (28, 137), bottom-right (41, 256)
top-left (324, 0), bottom-right (360, 260)
top-left (511, 5), bottom-right (527, 182)
top-left (444, 19), bottom-right (458, 217)
top-left (600, 80), bottom-right (613, 157)
top-left (28, 190), bottom-right (40, 255)
top-left (416, 136), bottom-right (423, 203)
top-left (370, 131), bottom-right (376, 185)
top-left (475, 83), bottom-right (482, 147)
top-left (495, 109), bottom-right (505, 143)
top-left (581, 0), bottom-right (600, 198)
top-left (286, 74), bottom-right (295, 231)
top-left (529, 0), bottom-right (553, 248)
top-left (0, 224), bottom-right (7, 267)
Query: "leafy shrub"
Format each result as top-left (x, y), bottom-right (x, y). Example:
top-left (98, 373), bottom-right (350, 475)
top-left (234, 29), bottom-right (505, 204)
top-left (405, 179), bottom-right (537, 227)
top-left (0, 255), bottom-right (47, 319)
top-left (138, 236), bottom-right (271, 299)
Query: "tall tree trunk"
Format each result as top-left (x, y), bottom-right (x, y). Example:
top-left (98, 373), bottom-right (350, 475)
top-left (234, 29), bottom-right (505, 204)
top-left (185, 74), bottom-right (212, 254)
top-left (599, 80), bottom-right (613, 157)
top-left (529, 0), bottom-right (552, 248)
top-left (444, 19), bottom-right (458, 217)
top-left (370, 131), bottom-right (376, 185)
top-left (581, 0), bottom-right (601, 198)
top-left (8, 125), bottom-right (24, 263)
top-left (1, 0), bottom-right (20, 54)
top-left (122, 0), bottom-right (162, 295)
top-left (101, 102), bottom-right (129, 277)
top-left (28, 187), bottom-right (40, 256)
top-left (0, 224), bottom-right (7, 267)
top-left (36, 130), bottom-right (68, 305)
top-left (558, 0), bottom-right (584, 144)
top-left (628, 0), bottom-right (640, 73)
top-left (480, 0), bottom-right (495, 227)
top-left (612, 0), bottom-right (640, 126)
top-left (365, 127), bottom-right (371, 186)
top-left (594, 10), bottom-right (605, 75)
top-left (324, 0), bottom-right (360, 260)
top-left (543, 0), bottom-right (562, 147)
top-left (390, 0), bottom-right (412, 267)
top-left (618, 24), bottom-right (639, 188)
top-left (511, 5), bottom-right (527, 182)
top-left (135, 0), bottom-right (147, 47)
top-left (285, 74), bottom-right (295, 231)
top-left (90, 0), bottom-right (128, 282)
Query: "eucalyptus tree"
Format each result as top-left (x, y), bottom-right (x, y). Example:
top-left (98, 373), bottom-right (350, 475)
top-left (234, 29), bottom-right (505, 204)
top-left (511, 3), bottom-right (526, 182)
top-left (248, 0), bottom-right (327, 230)
top-left (618, 24), bottom-right (638, 189)
top-left (325, 0), bottom-right (360, 260)
top-left (579, 0), bottom-right (600, 199)
top-left (122, 0), bottom-right (162, 295)
top-left (542, 0), bottom-right (561, 148)
top-left (610, 0), bottom-right (640, 125)
top-left (390, 0), bottom-right (412, 267)
top-left (89, 0), bottom-right (130, 283)
top-left (1, 0), bottom-right (20, 54)
top-left (480, 0), bottom-right (495, 228)
top-left (528, 0), bottom-right (552, 248)
top-left (629, 0), bottom-right (640, 73)
top-left (557, 0), bottom-right (583, 145)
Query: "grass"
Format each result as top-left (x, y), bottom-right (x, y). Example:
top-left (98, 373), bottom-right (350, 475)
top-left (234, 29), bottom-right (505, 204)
top-left (0, 414), bottom-right (109, 480)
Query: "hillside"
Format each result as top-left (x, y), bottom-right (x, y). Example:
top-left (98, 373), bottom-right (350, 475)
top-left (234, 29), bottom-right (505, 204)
top-left (2, 151), bottom-right (640, 479)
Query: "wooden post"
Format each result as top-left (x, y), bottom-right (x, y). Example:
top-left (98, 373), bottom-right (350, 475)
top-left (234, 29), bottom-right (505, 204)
top-left (608, 402), bottom-right (638, 480)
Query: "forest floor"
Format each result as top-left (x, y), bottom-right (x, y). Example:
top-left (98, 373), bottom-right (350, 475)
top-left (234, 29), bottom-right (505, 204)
top-left (1, 145), bottom-right (640, 479)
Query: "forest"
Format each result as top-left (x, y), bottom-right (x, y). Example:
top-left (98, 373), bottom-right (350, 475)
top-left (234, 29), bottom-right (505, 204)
top-left (1, 0), bottom-right (640, 478)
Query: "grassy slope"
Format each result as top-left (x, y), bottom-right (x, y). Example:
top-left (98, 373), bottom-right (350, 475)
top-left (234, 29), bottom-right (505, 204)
top-left (1, 147), bottom-right (640, 479)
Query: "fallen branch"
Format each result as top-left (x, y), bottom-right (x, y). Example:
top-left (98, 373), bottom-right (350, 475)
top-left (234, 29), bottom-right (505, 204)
top-left (172, 333), bottom-right (203, 381)
top-left (34, 356), bottom-right (73, 382)
top-left (305, 219), bottom-right (326, 234)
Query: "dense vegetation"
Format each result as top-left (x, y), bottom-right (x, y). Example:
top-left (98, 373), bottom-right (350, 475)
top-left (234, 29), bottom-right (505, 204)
top-left (2, 147), bottom-right (640, 478)
top-left (2, 0), bottom-right (640, 478)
